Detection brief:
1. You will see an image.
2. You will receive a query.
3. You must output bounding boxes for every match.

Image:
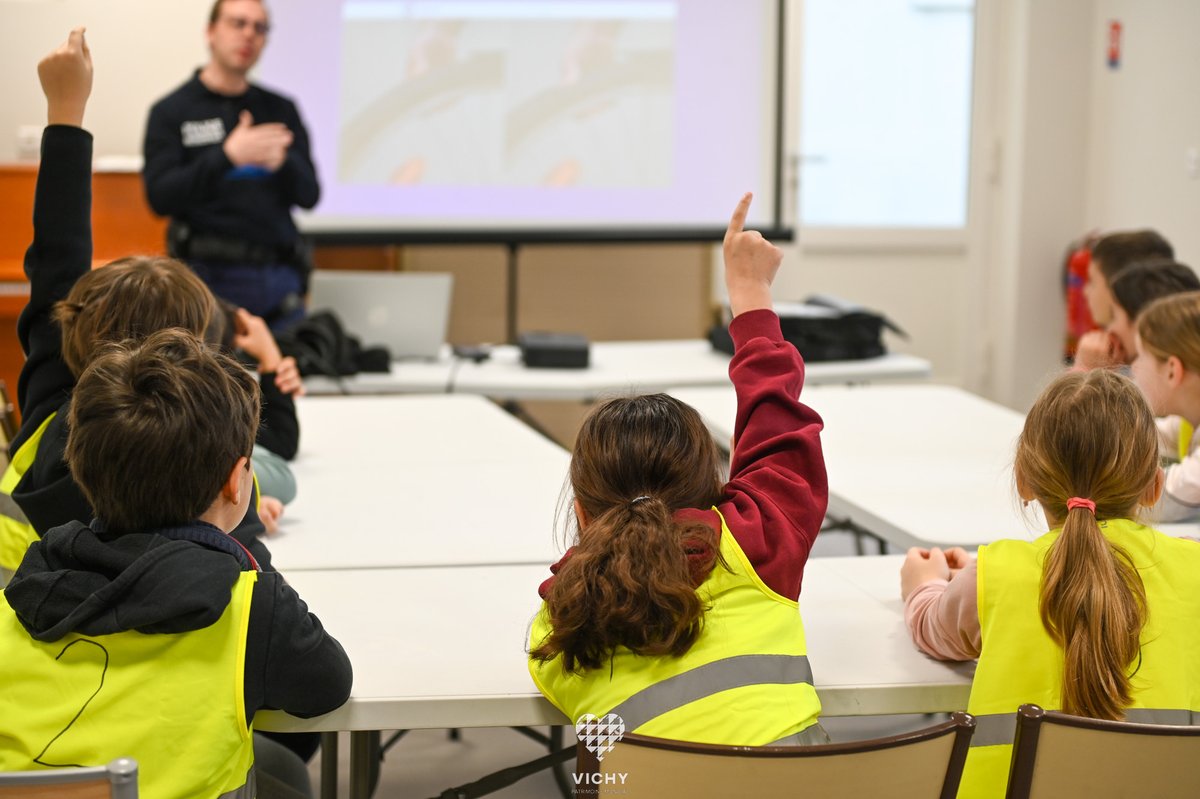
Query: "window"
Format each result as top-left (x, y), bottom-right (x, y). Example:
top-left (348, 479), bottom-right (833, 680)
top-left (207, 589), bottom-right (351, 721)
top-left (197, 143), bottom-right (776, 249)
top-left (799, 0), bottom-right (975, 229)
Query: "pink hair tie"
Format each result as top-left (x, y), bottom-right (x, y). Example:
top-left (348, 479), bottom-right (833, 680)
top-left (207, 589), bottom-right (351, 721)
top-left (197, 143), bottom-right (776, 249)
top-left (1066, 497), bottom-right (1096, 514)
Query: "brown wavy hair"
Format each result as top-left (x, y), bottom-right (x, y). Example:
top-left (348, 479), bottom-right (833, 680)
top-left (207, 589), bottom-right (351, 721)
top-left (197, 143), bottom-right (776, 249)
top-left (1016, 370), bottom-right (1157, 720)
top-left (53, 256), bottom-right (215, 377)
top-left (530, 394), bottom-right (724, 673)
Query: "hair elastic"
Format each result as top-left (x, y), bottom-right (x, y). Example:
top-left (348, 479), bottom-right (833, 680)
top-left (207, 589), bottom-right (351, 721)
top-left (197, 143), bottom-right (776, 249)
top-left (1066, 497), bottom-right (1096, 514)
top-left (630, 496), bottom-right (652, 506)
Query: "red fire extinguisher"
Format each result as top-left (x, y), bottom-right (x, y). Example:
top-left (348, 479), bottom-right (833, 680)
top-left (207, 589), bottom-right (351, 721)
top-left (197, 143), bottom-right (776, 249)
top-left (1064, 238), bottom-right (1098, 361)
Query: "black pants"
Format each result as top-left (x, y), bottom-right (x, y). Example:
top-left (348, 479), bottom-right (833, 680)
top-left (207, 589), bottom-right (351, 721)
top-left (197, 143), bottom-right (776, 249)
top-left (254, 732), bottom-right (315, 799)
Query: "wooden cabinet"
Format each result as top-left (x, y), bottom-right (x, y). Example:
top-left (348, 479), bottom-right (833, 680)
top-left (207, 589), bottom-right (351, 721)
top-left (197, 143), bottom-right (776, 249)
top-left (0, 165), bottom-right (169, 276)
top-left (0, 166), bottom-right (168, 422)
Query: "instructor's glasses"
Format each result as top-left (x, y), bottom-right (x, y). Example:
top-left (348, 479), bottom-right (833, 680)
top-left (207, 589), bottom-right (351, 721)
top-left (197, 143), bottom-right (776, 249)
top-left (222, 15), bottom-right (270, 37)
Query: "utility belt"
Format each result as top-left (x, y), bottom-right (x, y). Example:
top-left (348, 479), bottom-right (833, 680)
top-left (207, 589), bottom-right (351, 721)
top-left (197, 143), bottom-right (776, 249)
top-left (168, 220), bottom-right (313, 277)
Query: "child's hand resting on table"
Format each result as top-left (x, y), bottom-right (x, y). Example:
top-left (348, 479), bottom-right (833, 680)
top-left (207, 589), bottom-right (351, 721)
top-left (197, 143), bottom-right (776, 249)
top-left (901, 546), bottom-right (973, 601)
top-left (259, 495), bottom-right (284, 535)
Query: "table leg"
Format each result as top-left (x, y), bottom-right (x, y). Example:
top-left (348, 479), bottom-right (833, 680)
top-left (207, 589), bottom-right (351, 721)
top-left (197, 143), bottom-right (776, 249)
top-left (349, 730), bottom-right (381, 799)
top-left (320, 731), bottom-right (339, 799)
top-left (549, 726), bottom-right (573, 799)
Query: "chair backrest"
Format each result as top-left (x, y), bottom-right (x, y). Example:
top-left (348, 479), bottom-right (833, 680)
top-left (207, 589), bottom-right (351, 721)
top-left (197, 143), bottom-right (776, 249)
top-left (1006, 704), bottom-right (1200, 799)
top-left (0, 758), bottom-right (138, 799)
top-left (577, 714), bottom-right (975, 799)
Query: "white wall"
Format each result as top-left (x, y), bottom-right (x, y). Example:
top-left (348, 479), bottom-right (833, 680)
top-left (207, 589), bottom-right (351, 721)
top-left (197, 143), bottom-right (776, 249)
top-left (978, 0), bottom-right (1094, 411)
top-left (1086, 0), bottom-right (1200, 266)
top-left (0, 0), bottom-right (210, 160)
top-left (771, 245), bottom-right (969, 385)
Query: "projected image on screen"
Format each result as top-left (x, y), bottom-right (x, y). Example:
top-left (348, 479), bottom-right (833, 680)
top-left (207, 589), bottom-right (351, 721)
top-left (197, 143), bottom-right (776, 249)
top-left (338, 5), bottom-right (674, 188)
top-left (257, 0), bottom-right (781, 234)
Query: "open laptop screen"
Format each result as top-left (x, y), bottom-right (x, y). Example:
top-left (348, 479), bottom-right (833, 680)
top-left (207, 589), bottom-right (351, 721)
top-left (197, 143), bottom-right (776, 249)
top-left (308, 271), bottom-right (453, 360)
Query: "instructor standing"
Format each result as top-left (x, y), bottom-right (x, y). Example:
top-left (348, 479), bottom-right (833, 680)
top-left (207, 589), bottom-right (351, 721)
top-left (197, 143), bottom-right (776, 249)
top-left (143, 0), bottom-right (316, 331)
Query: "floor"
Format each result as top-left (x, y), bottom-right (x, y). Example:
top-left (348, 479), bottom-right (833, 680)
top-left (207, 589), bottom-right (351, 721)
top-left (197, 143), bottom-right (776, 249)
top-left (305, 530), bottom-right (928, 798)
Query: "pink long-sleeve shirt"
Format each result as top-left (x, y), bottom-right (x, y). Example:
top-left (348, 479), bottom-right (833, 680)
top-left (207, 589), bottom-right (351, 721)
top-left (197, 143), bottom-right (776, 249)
top-left (904, 563), bottom-right (982, 661)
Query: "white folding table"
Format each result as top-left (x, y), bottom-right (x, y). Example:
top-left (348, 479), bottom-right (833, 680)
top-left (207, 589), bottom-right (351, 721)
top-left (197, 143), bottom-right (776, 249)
top-left (670, 383), bottom-right (1044, 550)
top-left (263, 395), bottom-right (571, 571)
top-left (305, 340), bottom-right (932, 399)
top-left (256, 555), bottom-right (971, 799)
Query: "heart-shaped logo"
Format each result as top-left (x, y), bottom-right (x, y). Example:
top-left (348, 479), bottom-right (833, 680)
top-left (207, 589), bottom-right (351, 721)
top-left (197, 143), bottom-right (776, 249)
top-left (575, 713), bottom-right (626, 762)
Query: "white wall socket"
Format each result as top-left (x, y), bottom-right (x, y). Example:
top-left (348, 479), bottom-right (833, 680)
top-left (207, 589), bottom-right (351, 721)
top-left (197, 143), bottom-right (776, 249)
top-left (16, 125), bottom-right (41, 161)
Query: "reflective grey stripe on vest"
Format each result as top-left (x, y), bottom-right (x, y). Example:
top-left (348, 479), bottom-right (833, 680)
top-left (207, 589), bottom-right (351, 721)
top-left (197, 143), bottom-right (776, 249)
top-left (768, 722), bottom-right (832, 747)
top-left (970, 714), bottom-right (1017, 747)
top-left (217, 765), bottom-right (255, 799)
top-left (0, 492), bottom-right (28, 524)
top-left (1125, 709), bottom-right (1200, 726)
top-left (606, 654), bottom-right (813, 732)
top-left (970, 709), bottom-right (1200, 747)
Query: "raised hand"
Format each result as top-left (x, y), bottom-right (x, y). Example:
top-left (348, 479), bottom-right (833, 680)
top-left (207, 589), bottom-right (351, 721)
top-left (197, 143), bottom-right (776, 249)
top-left (223, 110), bottom-right (293, 171)
top-left (38, 28), bottom-right (93, 127)
top-left (723, 192), bottom-right (782, 318)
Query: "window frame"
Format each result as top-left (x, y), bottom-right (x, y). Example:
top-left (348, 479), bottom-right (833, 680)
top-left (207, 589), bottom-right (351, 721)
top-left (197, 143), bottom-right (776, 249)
top-left (787, 0), bottom-right (983, 251)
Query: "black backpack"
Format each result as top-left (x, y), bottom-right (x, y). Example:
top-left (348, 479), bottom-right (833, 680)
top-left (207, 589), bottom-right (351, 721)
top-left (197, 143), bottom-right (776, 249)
top-left (276, 311), bottom-right (391, 377)
top-left (709, 294), bottom-right (907, 361)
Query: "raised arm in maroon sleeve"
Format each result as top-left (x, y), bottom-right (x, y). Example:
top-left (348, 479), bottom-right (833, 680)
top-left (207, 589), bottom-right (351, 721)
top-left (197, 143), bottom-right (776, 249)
top-left (550, 310), bottom-right (827, 602)
top-left (539, 193), bottom-right (825, 603)
top-left (708, 308), bottom-right (827, 601)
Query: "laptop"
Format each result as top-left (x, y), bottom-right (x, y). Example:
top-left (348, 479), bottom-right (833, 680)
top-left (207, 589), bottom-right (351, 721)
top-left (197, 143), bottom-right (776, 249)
top-left (307, 270), bottom-right (453, 360)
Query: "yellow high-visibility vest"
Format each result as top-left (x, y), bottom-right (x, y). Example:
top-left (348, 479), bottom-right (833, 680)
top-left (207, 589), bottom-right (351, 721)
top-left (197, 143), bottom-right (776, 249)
top-left (0, 571), bottom-right (259, 799)
top-left (961, 519), bottom-right (1200, 798)
top-left (530, 507), bottom-right (823, 746)
top-left (0, 413), bottom-right (57, 573)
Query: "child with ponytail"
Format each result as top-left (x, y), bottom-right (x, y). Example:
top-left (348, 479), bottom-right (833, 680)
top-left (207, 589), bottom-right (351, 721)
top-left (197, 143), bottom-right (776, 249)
top-left (528, 194), bottom-right (829, 747)
top-left (901, 368), bottom-right (1200, 798)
